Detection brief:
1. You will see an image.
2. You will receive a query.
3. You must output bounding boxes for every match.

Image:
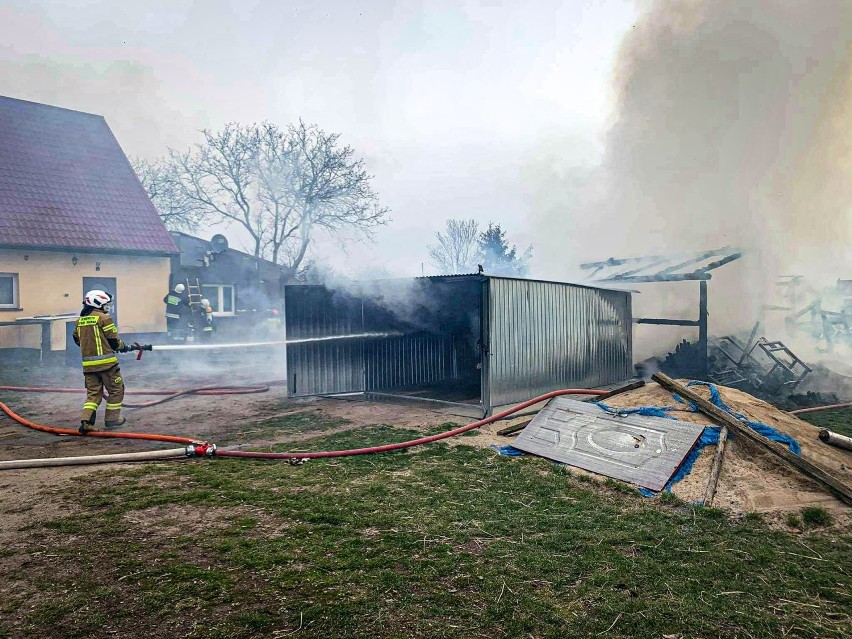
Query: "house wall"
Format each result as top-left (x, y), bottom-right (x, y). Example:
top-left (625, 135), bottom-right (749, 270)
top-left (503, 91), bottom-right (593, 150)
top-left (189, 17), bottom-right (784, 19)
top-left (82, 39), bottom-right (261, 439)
top-left (0, 248), bottom-right (170, 350)
top-left (169, 233), bottom-right (284, 314)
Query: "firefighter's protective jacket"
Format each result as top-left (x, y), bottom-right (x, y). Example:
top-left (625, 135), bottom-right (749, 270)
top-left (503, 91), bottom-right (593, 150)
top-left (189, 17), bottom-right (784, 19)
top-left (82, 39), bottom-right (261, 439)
top-left (163, 291), bottom-right (188, 320)
top-left (72, 309), bottom-right (125, 372)
top-left (202, 304), bottom-right (214, 332)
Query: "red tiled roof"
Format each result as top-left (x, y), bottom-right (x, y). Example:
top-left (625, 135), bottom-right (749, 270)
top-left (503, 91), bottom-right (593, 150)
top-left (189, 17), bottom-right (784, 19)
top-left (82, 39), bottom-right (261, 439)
top-left (0, 95), bottom-right (178, 255)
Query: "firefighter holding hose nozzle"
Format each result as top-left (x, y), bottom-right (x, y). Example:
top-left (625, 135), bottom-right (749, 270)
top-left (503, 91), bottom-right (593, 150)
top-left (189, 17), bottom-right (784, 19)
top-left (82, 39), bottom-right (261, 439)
top-left (73, 290), bottom-right (131, 433)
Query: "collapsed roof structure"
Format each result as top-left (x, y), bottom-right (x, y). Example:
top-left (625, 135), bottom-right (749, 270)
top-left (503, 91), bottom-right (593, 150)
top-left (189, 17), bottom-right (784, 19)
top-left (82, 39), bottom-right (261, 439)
top-left (580, 246), bottom-right (743, 376)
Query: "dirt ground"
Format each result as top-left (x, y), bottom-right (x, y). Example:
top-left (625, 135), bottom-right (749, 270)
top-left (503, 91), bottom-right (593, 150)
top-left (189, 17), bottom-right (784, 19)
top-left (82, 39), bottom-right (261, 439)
top-left (0, 360), bottom-right (490, 549)
top-left (1, 361), bottom-right (850, 548)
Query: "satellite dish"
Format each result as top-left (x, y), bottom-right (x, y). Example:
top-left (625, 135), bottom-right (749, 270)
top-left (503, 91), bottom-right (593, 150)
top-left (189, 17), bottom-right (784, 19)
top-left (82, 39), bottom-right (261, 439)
top-left (210, 234), bottom-right (229, 254)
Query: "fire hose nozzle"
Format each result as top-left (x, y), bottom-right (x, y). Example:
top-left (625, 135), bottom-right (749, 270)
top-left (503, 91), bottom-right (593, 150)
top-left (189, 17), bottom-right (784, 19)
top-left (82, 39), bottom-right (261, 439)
top-left (130, 342), bottom-right (153, 360)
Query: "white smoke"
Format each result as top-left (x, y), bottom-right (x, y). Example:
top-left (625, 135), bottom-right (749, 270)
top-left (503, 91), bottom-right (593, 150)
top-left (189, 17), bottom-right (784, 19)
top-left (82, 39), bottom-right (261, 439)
top-left (533, 0), bottom-right (852, 357)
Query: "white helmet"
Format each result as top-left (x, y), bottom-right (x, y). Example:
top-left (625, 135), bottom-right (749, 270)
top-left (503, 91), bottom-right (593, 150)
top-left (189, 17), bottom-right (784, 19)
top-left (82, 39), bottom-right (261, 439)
top-left (174, 283), bottom-right (186, 293)
top-left (84, 289), bottom-right (113, 310)
top-left (201, 298), bottom-right (210, 307)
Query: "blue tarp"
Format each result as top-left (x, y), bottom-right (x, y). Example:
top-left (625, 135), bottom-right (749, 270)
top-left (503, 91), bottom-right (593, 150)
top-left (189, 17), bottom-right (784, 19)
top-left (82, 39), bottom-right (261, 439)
top-left (491, 444), bottom-right (525, 456)
top-left (639, 381), bottom-right (800, 498)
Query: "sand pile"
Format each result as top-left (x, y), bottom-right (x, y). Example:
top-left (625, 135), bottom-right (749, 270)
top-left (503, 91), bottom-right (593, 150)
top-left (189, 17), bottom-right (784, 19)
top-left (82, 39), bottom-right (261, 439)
top-left (591, 382), bottom-right (850, 514)
top-left (472, 381), bottom-right (851, 518)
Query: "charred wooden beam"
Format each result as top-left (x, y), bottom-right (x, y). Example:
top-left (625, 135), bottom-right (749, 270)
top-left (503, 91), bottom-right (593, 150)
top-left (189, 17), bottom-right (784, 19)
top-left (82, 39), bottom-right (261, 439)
top-left (610, 258), bottom-right (668, 279)
top-left (655, 247), bottom-right (731, 276)
top-left (497, 419), bottom-right (533, 436)
top-left (704, 424), bottom-right (729, 506)
top-left (694, 251), bottom-right (743, 275)
top-left (580, 254), bottom-right (666, 270)
top-left (593, 379), bottom-right (646, 401)
top-left (698, 280), bottom-right (708, 376)
top-left (636, 318), bottom-right (701, 326)
top-left (604, 273), bottom-right (712, 283)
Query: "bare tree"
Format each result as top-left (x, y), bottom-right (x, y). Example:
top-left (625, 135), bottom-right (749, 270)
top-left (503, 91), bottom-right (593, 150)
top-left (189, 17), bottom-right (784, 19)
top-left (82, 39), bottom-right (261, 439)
top-left (131, 157), bottom-right (203, 231)
top-left (428, 219), bottom-right (480, 274)
top-left (257, 120), bottom-right (389, 277)
top-left (163, 121), bottom-right (389, 279)
top-left (168, 124), bottom-right (267, 257)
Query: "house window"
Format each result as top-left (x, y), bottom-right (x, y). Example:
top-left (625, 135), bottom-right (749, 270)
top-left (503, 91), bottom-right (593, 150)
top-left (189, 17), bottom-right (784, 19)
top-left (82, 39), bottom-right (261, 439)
top-left (0, 273), bottom-right (19, 309)
top-left (201, 284), bottom-right (235, 316)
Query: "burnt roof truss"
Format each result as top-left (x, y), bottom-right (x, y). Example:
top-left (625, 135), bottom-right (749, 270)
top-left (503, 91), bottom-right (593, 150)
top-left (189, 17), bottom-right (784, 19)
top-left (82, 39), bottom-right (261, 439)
top-left (580, 246), bottom-right (743, 283)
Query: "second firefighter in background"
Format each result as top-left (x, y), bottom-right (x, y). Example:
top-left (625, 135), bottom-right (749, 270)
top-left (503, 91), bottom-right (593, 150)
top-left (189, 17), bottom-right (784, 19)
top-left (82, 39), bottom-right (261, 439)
top-left (198, 298), bottom-right (214, 341)
top-left (163, 283), bottom-right (190, 342)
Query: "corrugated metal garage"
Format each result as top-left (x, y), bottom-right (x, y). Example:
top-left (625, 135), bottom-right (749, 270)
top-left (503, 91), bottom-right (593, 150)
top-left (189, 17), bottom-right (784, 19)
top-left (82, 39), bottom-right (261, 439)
top-left (284, 274), bottom-right (632, 414)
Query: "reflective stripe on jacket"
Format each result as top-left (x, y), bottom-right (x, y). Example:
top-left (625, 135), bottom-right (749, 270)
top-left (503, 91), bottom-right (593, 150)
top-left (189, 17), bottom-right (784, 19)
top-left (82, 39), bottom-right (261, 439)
top-left (73, 311), bottom-right (124, 372)
top-left (164, 292), bottom-right (188, 319)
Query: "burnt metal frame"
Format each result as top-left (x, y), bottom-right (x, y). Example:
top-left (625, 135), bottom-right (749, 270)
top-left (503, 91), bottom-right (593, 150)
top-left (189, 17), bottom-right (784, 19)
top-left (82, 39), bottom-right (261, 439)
top-left (711, 331), bottom-right (812, 391)
top-left (580, 247), bottom-right (742, 376)
top-left (756, 339), bottom-right (812, 390)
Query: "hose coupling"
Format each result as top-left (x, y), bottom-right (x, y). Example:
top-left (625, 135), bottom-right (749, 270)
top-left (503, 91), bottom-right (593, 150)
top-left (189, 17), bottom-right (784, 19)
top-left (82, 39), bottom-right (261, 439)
top-left (185, 443), bottom-right (217, 457)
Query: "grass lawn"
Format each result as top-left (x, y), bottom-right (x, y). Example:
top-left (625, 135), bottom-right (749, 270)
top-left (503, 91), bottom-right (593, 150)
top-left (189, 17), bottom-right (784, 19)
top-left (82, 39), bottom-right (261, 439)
top-left (2, 424), bottom-right (850, 639)
top-left (798, 407), bottom-right (852, 438)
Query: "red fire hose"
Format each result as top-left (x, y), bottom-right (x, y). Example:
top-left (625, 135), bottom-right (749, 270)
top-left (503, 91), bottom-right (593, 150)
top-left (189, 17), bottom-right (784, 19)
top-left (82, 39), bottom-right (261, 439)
top-left (0, 401), bottom-right (197, 446)
top-left (0, 384), bottom-right (271, 408)
top-left (216, 388), bottom-right (608, 460)
top-left (0, 387), bottom-right (608, 463)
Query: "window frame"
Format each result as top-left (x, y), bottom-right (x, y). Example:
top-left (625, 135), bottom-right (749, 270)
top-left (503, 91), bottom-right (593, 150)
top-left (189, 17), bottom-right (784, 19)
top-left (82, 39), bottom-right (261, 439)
top-left (201, 283), bottom-right (237, 317)
top-left (0, 273), bottom-right (20, 309)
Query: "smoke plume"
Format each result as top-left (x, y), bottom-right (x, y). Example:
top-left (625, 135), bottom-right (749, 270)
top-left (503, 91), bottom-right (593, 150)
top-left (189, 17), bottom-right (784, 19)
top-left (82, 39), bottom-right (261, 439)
top-left (537, 0), bottom-right (851, 286)
top-left (533, 0), bottom-right (851, 358)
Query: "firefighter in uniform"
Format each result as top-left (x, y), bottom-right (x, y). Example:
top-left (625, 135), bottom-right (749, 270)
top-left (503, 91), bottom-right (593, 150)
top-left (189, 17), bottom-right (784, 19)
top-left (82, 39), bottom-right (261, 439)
top-left (163, 283), bottom-right (189, 341)
top-left (72, 290), bottom-right (129, 433)
top-left (199, 298), bottom-right (214, 342)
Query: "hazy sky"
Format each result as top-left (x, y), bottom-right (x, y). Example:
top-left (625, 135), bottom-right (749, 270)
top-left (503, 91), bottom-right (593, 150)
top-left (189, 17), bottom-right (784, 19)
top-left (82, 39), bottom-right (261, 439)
top-left (0, 0), bottom-right (636, 275)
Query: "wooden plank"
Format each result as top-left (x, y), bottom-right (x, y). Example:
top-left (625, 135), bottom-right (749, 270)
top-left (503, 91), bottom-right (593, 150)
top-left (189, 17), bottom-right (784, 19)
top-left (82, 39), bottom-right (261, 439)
top-left (603, 273), bottom-right (712, 283)
top-left (693, 251), bottom-right (743, 275)
top-left (497, 419), bottom-right (533, 437)
top-left (593, 380), bottom-right (646, 401)
top-left (656, 248), bottom-right (729, 276)
top-left (703, 425), bottom-right (728, 506)
top-left (698, 280), bottom-right (708, 376)
top-left (652, 373), bottom-right (852, 506)
top-left (636, 318), bottom-right (701, 327)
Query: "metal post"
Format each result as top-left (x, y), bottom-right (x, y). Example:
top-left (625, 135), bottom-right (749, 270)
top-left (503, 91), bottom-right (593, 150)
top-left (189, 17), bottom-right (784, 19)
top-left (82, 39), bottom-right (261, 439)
top-left (40, 321), bottom-right (51, 363)
top-left (480, 277), bottom-right (490, 414)
top-left (698, 280), bottom-right (708, 376)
